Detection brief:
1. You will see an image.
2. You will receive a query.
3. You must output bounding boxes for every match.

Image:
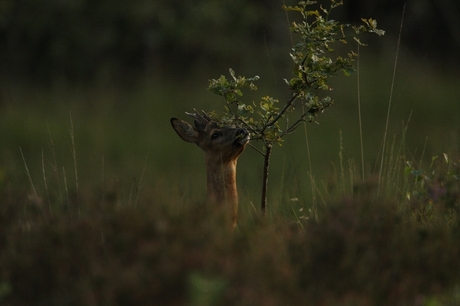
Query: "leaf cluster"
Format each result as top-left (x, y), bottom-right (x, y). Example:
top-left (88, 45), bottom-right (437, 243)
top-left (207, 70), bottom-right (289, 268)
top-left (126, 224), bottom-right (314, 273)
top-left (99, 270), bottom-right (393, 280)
top-left (208, 69), bottom-right (284, 145)
top-left (208, 0), bottom-right (384, 149)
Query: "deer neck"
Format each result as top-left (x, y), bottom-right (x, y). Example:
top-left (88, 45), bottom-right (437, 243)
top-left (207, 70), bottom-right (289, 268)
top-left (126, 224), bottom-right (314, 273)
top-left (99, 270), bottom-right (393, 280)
top-left (205, 153), bottom-right (238, 206)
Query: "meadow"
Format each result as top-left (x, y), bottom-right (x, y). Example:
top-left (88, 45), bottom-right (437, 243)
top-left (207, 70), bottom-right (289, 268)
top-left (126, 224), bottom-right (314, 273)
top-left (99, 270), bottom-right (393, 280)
top-left (1, 47), bottom-right (460, 305)
top-left (1, 1), bottom-right (460, 304)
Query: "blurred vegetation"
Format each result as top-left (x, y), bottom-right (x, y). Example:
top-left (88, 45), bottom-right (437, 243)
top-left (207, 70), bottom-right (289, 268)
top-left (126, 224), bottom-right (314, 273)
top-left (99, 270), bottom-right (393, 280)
top-left (1, 156), bottom-right (460, 305)
top-left (0, 0), bottom-right (290, 83)
top-left (0, 0), bottom-right (458, 83)
top-left (0, 0), bottom-right (460, 304)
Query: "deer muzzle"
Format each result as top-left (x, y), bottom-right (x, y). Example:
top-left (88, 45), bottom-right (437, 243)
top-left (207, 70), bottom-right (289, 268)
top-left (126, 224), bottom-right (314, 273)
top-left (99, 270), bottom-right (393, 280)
top-left (234, 128), bottom-right (250, 146)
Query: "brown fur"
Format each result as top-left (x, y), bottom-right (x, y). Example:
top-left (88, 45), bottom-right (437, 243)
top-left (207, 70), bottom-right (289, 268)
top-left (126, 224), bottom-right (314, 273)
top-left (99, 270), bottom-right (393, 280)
top-left (171, 114), bottom-right (249, 228)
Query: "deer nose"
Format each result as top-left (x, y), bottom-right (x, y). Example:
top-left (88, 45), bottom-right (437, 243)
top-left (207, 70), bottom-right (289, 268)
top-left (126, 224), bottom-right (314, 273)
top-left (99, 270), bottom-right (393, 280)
top-left (236, 129), bottom-right (249, 143)
top-left (236, 128), bottom-right (248, 137)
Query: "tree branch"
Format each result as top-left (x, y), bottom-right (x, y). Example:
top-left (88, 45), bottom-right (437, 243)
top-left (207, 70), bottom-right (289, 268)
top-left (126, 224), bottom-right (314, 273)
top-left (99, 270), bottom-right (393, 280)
top-left (249, 143), bottom-right (265, 156)
top-left (261, 92), bottom-right (300, 134)
top-left (282, 111), bottom-right (310, 136)
top-left (261, 144), bottom-right (272, 214)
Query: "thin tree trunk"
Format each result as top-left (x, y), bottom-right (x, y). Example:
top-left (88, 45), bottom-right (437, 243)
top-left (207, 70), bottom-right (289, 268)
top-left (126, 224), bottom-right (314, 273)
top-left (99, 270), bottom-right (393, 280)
top-left (261, 144), bottom-right (272, 214)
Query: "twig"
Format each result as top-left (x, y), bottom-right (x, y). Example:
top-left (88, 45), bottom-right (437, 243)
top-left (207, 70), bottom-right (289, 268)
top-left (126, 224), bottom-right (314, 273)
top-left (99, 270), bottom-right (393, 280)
top-left (283, 111), bottom-right (309, 135)
top-left (260, 144), bottom-right (272, 214)
top-left (249, 143), bottom-right (265, 156)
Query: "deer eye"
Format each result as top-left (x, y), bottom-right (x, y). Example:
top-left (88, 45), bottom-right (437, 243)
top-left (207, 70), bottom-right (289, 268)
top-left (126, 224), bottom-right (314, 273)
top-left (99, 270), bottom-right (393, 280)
top-left (211, 132), bottom-right (221, 140)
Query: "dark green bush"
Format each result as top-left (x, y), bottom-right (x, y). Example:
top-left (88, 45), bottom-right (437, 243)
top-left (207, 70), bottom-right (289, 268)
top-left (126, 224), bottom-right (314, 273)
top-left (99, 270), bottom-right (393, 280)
top-left (1, 185), bottom-right (460, 306)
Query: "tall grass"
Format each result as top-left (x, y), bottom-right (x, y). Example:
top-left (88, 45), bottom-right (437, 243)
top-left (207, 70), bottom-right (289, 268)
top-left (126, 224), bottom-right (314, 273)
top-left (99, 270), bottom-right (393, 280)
top-left (377, 4), bottom-right (406, 196)
top-left (2, 143), bottom-right (460, 305)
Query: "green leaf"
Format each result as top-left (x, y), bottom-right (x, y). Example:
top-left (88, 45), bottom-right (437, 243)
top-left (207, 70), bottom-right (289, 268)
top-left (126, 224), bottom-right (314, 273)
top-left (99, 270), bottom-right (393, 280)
top-left (404, 166), bottom-right (412, 176)
top-left (218, 75), bottom-right (227, 85)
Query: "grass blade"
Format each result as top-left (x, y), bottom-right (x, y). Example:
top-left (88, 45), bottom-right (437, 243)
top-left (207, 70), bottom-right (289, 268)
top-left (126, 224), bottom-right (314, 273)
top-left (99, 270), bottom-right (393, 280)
top-left (19, 146), bottom-right (37, 199)
top-left (378, 4), bottom-right (406, 196)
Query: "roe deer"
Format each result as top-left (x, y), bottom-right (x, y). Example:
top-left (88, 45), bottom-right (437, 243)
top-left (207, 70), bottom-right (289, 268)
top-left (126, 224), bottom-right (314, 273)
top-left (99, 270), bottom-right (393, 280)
top-left (170, 110), bottom-right (249, 228)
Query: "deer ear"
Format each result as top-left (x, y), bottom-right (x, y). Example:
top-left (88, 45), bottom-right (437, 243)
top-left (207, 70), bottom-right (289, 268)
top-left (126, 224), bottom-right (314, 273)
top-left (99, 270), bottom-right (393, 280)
top-left (170, 118), bottom-right (199, 143)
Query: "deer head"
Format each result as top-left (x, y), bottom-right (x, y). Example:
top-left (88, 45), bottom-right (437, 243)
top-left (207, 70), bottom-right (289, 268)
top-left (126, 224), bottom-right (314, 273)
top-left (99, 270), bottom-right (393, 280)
top-left (171, 110), bottom-right (249, 161)
top-left (170, 110), bottom-right (249, 228)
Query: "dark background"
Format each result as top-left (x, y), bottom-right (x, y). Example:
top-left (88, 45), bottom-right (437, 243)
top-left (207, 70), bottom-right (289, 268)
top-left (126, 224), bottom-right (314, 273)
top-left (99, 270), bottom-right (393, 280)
top-left (1, 0), bottom-right (459, 82)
